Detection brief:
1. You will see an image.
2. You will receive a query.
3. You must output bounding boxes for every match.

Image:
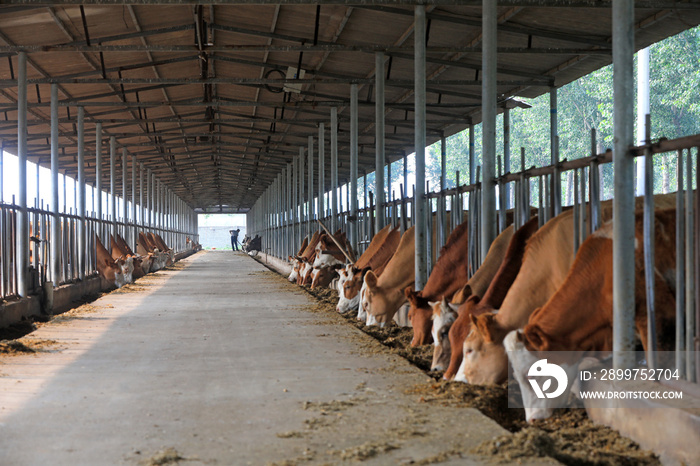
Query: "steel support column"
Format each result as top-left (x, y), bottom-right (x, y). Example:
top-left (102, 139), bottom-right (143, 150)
top-left (308, 135), bottom-right (314, 237)
top-left (147, 168), bottom-right (153, 228)
top-left (298, 147), bottom-right (304, 244)
top-left (132, 155), bottom-right (137, 249)
top-left (636, 47), bottom-right (650, 195)
top-left (350, 84), bottom-right (359, 252)
top-left (77, 107), bottom-right (86, 280)
top-left (139, 163), bottom-right (144, 228)
top-left (50, 83), bottom-right (60, 286)
top-left (375, 51), bottom-right (386, 233)
top-left (331, 107), bottom-right (338, 232)
top-left (110, 136), bottom-right (116, 236)
top-left (612, 0), bottom-right (636, 369)
top-left (414, 5), bottom-right (427, 290)
top-left (16, 52), bottom-right (28, 297)
top-left (481, 0), bottom-right (497, 263)
top-left (550, 87), bottom-right (561, 216)
top-left (95, 122), bottom-right (103, 236)
top-left (318, 123), bottom-right (325, 227)
top-left (122, 148), bottom-right (128, 240)
top-left (293, 154), bottom-right (298, 254)
top-left (504, 107), bottom-right (511, 209)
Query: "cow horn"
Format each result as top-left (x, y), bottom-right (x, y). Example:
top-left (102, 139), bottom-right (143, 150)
top-left (316, 219), bottom-right (355, 265)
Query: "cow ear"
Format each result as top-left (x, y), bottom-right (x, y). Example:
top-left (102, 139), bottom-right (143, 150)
top-left (475, 314), bottom-right (497, 343)
top-left (522, 324), bottom-right (548, 352)
top-left (364, 271), bottom-right (378, 289)
top-left (453, 284), bottom-right (472, 303)
top-left (404, 287), bottom-right (417, 302)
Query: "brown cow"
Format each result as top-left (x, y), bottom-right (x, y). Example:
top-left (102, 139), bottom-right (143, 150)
top-left (404, 220), bottom-right (470, 347)
top-left (434, 220), bottom-right (529, 375)
top-left (336, 225), bottom-right (393, 302)
top-left (309, 230), bottom-right (351, 289)
top-left (457, 209), bottom-right (576, 384)
top-left (362, 226), bottom-right (415, 326)
top-left (506, 209), bottom-right (677, 421)
top-left (458, 194), bottom-right (678, 385)
top-left (109, 234), bottom-right (136, 283)
top-left (337, 226), bottom-right (400, 313)
top-left (288, 236), bottom-right (310, 283)
top-left (95, 234), bottom-right (127, 288)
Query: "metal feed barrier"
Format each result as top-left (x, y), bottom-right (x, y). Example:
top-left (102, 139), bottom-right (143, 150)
top-left (247, 127), bottom-right (700, 384)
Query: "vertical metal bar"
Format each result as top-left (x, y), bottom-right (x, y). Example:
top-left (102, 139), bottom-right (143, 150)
top-left (538, 176), bottom-right (544, 228)
top-left (308, 135), bottom-right (314, 236)
top-left (481, 0), bottom-right (497, 262)
top-left (147, 168), bottom-right (153, 228)
top-left (331, 107), bottom-right (338, 232)
top-left (685, 149), bottom-right (696, 382)
top-left (642, 115), bottom-right (657, 369)
top-left (363, 172), bottom-right (368, 244)
top-left (293, 153), bottom-right (298, 255)
top-left (286, 163), bottom-right (292, 257)
top-left (550, 87), bottom-right (561, 216)
top-left (132, 155), bottom-right (137, 250)
top-left (110, 136), bottom-right (116, 237)
top-left (17, 52), bottom-right (28, 297)
top-left (375, 52), bottom-right (386, 232)
top-left (122, 148), bottom-right (128, 240)
top-left (440, 133), bottom-right (447, 246)
top-left (612, 0), bottom-right (637, 369)
top-left (573, 169), bottom-right (580, 254)
top-left (414, 4), bottom-right (428, 290)
top-left (387, 162), bottom-right (392, 227)
top-left (77, 107), bottom-right (85, 280)
top-left (636, 47), bottom-right (650, 196)
top-left (590, 128), bottom-right (602, 233)
top-left (299, 146), bottom-right (305, 244)
top-left (318, 123), bottom-right (325, 228)
top-left (139, 162), bottom-right (144, 232)
top-left (676, 149), bottom-right (685, 376)
top-left (350, 84), bottom-right (359, 252)
top-left (580, 166), bottom-right (587, 244)
top-left (504, 107), bottom-right (511, 210)
top-left (95, 122), bottom-right (102, 240)
top-left (50, 84), bottom-right (60, 286)
top-left (497, 154), bottom-right (505, 232)
top-left (469, 125), bottom-right (475, 185)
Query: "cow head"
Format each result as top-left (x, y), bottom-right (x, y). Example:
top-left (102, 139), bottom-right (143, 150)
top-left (288, 256), bottom-right (301, 283)
top-left (442, 294), bottom-right (479, 380)
top-left (131, 255), bottom-right (145, 279)
top-left (358, 279), bottom-right (370, 322)
top-left (505, 331), bottom-right (579, 422)
top-left (108, 258), bottom-right (128, 288)
top-left (454, 312), bottom-right (508, 385)
top-left (363, 271), bottom-right (410, 327)
top-left (310, 263), bottom-right (343, 289)
top-left (337, 267), bottom-right (367, 313)
top-left (300, 261), bottom-right (315, 286)
top-left (430, 298), bottom-right (459, 371)
top-left (405, 288), bottom-right (433, 347)
top-left (140, 253), bottom-right (154, 274)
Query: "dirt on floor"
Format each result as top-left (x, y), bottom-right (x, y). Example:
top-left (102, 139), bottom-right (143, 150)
top-left (290, 276), bottom-right (661, 466)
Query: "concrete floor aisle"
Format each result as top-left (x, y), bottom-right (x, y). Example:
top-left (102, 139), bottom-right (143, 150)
top-left (0, 251), bottom-right (553, 465)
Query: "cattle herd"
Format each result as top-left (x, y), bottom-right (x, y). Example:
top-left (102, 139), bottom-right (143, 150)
top-left (95, 231), bottom-right (201, 288)
top-left (287, 194), bottom-right (679, 422)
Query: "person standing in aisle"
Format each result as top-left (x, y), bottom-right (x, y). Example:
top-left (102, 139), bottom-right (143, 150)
top-left (230, 228), bottom-right (240, 251)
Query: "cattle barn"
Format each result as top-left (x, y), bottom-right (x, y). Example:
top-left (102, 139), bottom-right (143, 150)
top-left (0, 1), bottom-right (699, 464)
